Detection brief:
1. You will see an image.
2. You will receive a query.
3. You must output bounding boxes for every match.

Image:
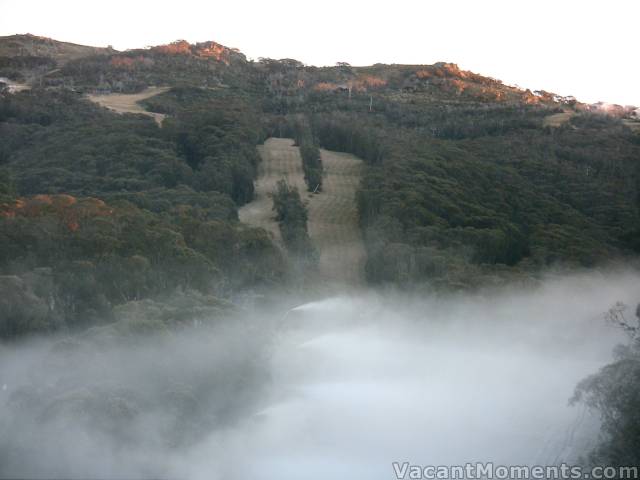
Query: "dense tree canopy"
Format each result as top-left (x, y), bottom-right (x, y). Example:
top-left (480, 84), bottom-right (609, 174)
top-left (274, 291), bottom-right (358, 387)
top-left (0, 86), bottom-right (283, 339)
top-left (1, 44), bottom-right (640, 335)
top-left (271, 85), bottom-right (640, 287)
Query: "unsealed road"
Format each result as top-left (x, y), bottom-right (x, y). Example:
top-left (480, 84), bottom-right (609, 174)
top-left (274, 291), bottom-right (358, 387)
top-left (86, 86), bottom-right (169, 125)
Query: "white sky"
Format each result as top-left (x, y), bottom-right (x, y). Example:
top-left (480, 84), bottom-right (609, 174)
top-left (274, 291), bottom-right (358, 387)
top-left (1, 0), bottom-right (638, 105)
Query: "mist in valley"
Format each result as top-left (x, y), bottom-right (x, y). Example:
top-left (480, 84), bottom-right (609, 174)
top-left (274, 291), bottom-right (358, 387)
top-left (0, 270), bottom-right (638, 479)
top-left (2, 7), bottom-right (640, 478)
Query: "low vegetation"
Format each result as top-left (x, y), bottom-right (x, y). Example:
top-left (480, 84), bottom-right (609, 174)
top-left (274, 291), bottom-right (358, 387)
top-left (1, 38), bottom-right (639, 334)
top-left (0, 86), bottom-right (282, 339)
top-left (299, 138), bottom-right (322, 193)
top-left (1, 35), bottom-right (640, 470)
top-left (274, 94), bottom-right (640, 288)
top-left (571, 302), bottom-right (640, 467)
top-left (271, 179), bottom-right (316, 263)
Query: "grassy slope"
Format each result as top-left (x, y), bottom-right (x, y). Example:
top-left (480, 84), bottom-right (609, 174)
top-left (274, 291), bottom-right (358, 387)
top-left (239, 138), bottom-right (365, 288)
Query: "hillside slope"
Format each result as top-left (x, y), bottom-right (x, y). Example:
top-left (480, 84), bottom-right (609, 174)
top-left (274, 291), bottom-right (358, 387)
top-left (0, 34), bottom-right (639, 305)
top-left (239, 138), bottom-right (365, 287)
top-left (0, 34), bottom-right (115, 84)
top-left (0, 34), bottom-right (115, 63)
top-left (86, 86), bottom-right (170, 125)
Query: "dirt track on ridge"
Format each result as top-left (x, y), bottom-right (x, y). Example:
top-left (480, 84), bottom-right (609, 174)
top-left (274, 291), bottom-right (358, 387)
top-left (239, 138), bottom-right (366, 288)
top-left (543, 109), bottom-right (575, 127)
top-left (86, 86), bottom-right (169, 125)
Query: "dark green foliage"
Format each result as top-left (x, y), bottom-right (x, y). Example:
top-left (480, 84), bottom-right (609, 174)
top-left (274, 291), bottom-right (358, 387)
top-left (256, 58), bottom-right (309, 115)
top-left (106, 186), bottom-right (238, 221)
top-left (312, 112), bottom-right (387, 164)
top-left (252, 61), bottom-right (638, 286)
top-left (271, 179), bottom-right (316, 262)
top-left (0, 87), bottom-right (284, 339)
top-left (0, 89), bottom-right (264, 204)
top-left (571, 303), bottom-right (640, 466)
top-left (269, 63), bottom-right (640, 287)
top-left (0, 195), bottom-right (284, 338)
top-left (156, 88), bottom-right (265, 205)
top-left (291, 95), bottom-right (639, 286)
top-left (0, 273), bottom-right (52, 338)
top-left (0, 198), bottom-right (214, 332)
top-left (0, 168), bottom-right (15, 200)
top-left (50, 41), bottom-right (257, 94)
top-left (0, 55), bottom-right (56, 82)
top-left (2, 42), bottom-right (640, 319)
top-left (299, 140), bottom-right (322, 192)
top-left (1, 90), bottom-right (189, 195)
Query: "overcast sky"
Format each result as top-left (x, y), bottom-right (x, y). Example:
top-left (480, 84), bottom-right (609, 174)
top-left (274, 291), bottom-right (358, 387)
top-left (1, 0), bottom-right (638, 105)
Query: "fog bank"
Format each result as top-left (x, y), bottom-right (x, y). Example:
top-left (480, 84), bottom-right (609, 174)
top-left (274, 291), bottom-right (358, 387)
top-left (1, 270), bottom-right (638, 479)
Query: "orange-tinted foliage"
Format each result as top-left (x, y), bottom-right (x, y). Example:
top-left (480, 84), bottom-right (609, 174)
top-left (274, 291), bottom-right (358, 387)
top-left (353, 75), bottom-right (387, 91)
top-left (313, 82), bottom-right (337, 92)
top-left (151, 40), bottom-right (234, 64)
top-left (110, 57), bottom-right (136, 69)
top-left (153, 40), bottom-right (192, 56)
top-left (447, 78), bottom-right (466, 94)
top-left (313, 75), bottom-right (386, 93)
top-left (415, 70), bottom-right (433, 79)
top-left (522, 90), bottom-right (540, 105)
top-left (0, 195), bottom-right (113, 231)
top-left (197, 42), bottom-right (232, 64)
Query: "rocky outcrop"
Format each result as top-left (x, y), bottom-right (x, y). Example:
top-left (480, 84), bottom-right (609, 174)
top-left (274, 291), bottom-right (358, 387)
top-left (150, 40), bottom-right (246, 65)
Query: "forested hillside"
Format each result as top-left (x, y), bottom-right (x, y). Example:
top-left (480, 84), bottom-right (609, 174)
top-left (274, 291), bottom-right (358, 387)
top-left (0, 84), bottom-right (283, 338)
top-left (0, 34), bottom-right (116, 84)
top-left (262, 61), bottom-right (640, 287)
top-left (1, 36), bottom-right (639, 337)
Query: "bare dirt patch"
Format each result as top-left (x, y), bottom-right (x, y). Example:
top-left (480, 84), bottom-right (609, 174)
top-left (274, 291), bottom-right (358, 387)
top-left (623, 119), bottom-right (640, 133)
top-left (86, 86), bottom-right (169, 125)
top-left (239, 138), bottom-right (366, 288)
top-left (0, 77), bottom-right (31, 93)
top-left (543, 109), bottom-right (575, 128)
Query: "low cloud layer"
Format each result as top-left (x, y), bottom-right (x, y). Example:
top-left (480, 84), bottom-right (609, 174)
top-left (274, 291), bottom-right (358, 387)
top-left (1, 270), bottom-right (638, 479)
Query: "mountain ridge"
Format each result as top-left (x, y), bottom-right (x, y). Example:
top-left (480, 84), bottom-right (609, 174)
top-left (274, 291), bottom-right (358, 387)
top-left (0, 33), bottom-right (116, 62)
top-left (0, 33), bottom-right (600, 109)
top-left (1, 33), bottom-right (637, 114)
top-left (1, 32), bottom-right (639, 337)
